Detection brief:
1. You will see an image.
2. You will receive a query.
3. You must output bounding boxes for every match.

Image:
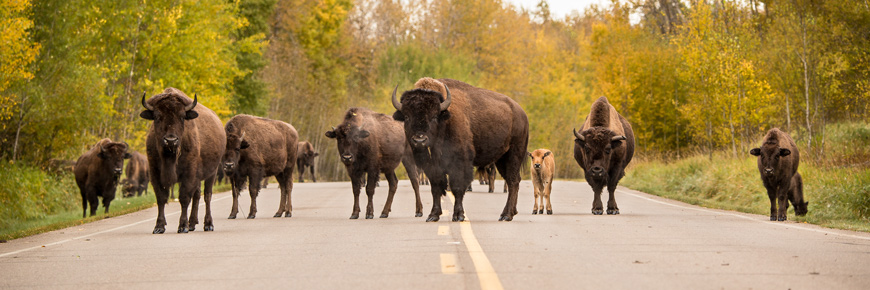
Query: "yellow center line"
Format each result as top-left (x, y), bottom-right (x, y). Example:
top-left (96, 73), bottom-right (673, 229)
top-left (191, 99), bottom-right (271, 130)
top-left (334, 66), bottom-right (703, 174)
top-left (448, 192), bottom-right (504, 290)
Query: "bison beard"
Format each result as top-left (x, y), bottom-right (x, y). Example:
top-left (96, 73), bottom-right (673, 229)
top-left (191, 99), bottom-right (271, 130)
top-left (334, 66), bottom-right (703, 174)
top-left (392, 78), bottom-right (529, 222)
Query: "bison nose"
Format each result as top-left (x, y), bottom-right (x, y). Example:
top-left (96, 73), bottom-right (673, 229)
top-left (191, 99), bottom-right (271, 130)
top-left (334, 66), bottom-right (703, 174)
top-left (590, 166), bottom-right (604, 174)
top-left (764, 168), bottom-right (773, 174)
top-left (412, 134), bottom-right (428, 145)
top-left (114, 168), bottom-right (123, 175)
top-left (534, 163), bottom-right (542, 169)
top-left (341, 154), bottom-right (353, 163)
top-left (163, 136), bottom-right (179, 147)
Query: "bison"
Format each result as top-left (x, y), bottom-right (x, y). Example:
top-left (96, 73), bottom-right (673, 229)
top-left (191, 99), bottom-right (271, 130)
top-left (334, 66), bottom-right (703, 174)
top-left (573, 96), bottom-right (635, 215)
top-left (529, 149), bottom-right (555, 214)
top-left (121, 151), bottom-right (149, 197)
top-left (477, 163), bottom-right (497, 193)
top-left (325, 107), bottom-right (423, 219)
top-left (296, 141), bottom-right (319, 182)
top-left (392, 78), bottom-right (529, 222)
top-left (222, 114), bottom-right (298, 219)
top-left (140, 88), bottom-right (226, 234)
top-left (750, 128), bottom-right (808, 221)
top-left (74, 139), bottom-right (131, 217)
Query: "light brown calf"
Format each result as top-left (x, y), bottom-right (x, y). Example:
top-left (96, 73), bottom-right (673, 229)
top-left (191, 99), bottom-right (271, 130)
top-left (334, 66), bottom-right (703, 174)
top-left (529, 149), bottom-right (555, 214)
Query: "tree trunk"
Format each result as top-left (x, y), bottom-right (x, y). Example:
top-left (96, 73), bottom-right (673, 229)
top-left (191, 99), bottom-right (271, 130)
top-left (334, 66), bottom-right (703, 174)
top-left (798, 10), bottom-right (812, 155)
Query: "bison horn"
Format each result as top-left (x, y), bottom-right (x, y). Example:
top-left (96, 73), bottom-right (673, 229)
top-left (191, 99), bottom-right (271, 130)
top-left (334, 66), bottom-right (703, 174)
top-left (391, 85), bottom-right (402, 111)
top-left (185, 93), bottom-right (198, 111)
top-left (141, 92), bottom-right (154, 110)
top-left (439, 84), bottom-right (451, 111)
top-left (611, 135), bottom-right (627, 142)
top-left (573, 128), bottom-right (584, 141)
top-left (239, 131), bottom-right (246, 141)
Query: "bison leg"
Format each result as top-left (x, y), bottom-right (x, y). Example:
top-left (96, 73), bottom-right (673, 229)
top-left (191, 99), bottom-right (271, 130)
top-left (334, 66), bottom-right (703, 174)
top-left (349, 172), bottom-right (363, 219)
top-left (767, 187), bottom-right (777, 221)
top-left (533, 183), bottom-right (540, 214)
top-left (381, 171), bottom-right (399, 218)
top-left (496, 153), bottom-right (522, 221)
top-left (248, 175), bottom-right (261, 219)
top-left (364, 171), bottom-right (378, 219)
top-left (152, 181), bottom-right (169, 234)
top-left (606, 175), bottom-right (620, 215)
top-left (426, 171), bottom-right (447, 222)
top-left (776, 187), bottom-right (789, 221)
top-left (403, 159), bottom-right (423, 217)
top-left (275, 167), bottom-right (294, 218)
top-left (202, 174), bottom-right (215, 231)
top-left (188, 188), bottom-right (201, 231)
top-left (589, 180), bottom-right (605, 215)
top-left (310, 164), bottom-right (317, 183)
top-left (545, 181), bottom-right (553, 215)
top-left (177, 182), bottom-right (197, 234)
top-left (297, 165), bottom-right (305, 183)
top-left (447, 168), bottom-right (471, 222)
top-left (228, 177), bottom-right (241, 219)
top-left (87, 188), bottom-right (100, 217)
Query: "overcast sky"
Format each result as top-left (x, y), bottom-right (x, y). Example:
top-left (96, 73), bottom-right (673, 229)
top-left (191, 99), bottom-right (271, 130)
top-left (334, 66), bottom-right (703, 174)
top-left (503, 0), bottom-right (610, 19)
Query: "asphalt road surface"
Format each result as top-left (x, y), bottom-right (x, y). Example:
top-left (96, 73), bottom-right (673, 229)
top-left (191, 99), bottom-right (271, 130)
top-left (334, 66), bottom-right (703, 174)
top-left (2, 180), bottom-right (869, 289)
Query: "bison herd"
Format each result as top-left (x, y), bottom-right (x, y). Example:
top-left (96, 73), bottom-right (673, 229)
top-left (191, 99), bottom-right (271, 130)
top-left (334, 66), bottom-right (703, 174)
top-left (72, 78), bottom-right (808, 234)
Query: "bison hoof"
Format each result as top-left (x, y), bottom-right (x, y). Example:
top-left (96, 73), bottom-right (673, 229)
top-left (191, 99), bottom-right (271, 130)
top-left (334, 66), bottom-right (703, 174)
top-left (452, 215), bottom-right (465, 222)
top-left (770, 216), bottom-right (776, 221)
top-left (365, 215), bottom-right (374, 219)
top-left (380, 214), bottom-right (389, 218)
top-left (592, 209), bottom-right (604, 215)
top-left (498, 215), bottom-right (513, 222)
top-left (606, 209), bottom-right (620, 215)
top-left (273, 213), bottom-right (282, 218)
top-left (532, 210), bottom-right (538, 215)
top-left (188, 225), bottom-right (196, 232)
top-left (227, 215), bottom-right (237, 219)
top-left (284, 212), bottom-right (292, 218)
top-left (204, 225), bottom-right (214, 231)
top-left (426, 215), bottom-right (440, 222)
top-left (547, 210), bottom-right (553, 215)
top-left (778, 216), bottom-right (787, 221)
top-left (153, 227), bottom-right (165, 234)
top-left (177, 227), bottom-right (189, 234)
top-left (247, 215), bottom-right (256, 219)
top-left (538, 209), bottom-right (545, 214)
top-left (350, 214), bottom-right (359, 219)
top-left (415, 212), bottom-right (423, 217)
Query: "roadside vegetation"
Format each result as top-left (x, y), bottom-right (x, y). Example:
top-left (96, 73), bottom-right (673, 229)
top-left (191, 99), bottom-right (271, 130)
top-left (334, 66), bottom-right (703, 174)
top-left (623, 122), bottom-right (870, 232)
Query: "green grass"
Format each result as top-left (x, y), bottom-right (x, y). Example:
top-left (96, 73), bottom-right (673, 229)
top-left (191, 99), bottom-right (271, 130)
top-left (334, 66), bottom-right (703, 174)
top-left (623, 122), bottom-right (870, 232)
top-left (0, 161), bottom-right (234, 241)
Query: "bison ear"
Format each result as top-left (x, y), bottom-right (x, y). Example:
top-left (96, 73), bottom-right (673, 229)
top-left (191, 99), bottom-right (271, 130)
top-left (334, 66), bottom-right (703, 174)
top-left (325, 130), bottom-right (336, 139)
top-left (140, 110), bottom-right (155, 120)
top-left (184, 110), bottom-right (199, 120)
top-left (779, 148), bottom-right (791, 156)
top-left (124, 153), bottom-right (132, 159)
top-left (240, 140), bottom-right (250, 150)
top-left (358, 130), bottom-right (370, 139)
top-left (750, 148), bottom-right (761, 156)
top-left (543, 151), bottom-right (552, 158)
top-left (439, 110), bottom-right (451, 121)
top-left (392, 111), bottom-right (405, 121)
top-left (528, 152), bottom-right (533, 158)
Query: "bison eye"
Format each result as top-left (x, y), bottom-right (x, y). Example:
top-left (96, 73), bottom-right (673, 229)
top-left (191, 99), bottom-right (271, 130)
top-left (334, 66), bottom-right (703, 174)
top-left (605, 148), bottom-right (611, 154)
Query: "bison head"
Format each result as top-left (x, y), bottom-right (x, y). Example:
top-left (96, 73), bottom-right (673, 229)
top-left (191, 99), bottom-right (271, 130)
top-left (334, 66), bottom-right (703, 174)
top-left (325, 125), bottom-right (370, 165)
top-left (574, 127), bottom-right (626, 180)
top-left (99, 141), bottom-right (132, 178)
top-left (391, 84), bottom-right (450, 149)
top-left (139, 92), bottom-right (198, 156)
top-left (529, 150), bottom-right (552, 171)
top-left (121, 178), bottom-right (138, 197)
top-left (794, 201), bottom-right (809, 216)
top-left (222, 130), bottom-right (249, 175)
top-left (749, 144), bottom-right (791, 177)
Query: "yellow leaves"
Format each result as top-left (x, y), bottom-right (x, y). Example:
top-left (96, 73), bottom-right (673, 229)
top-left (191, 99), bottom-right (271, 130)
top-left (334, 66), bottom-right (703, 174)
top-left (0, 0), bottom-right (39, 92)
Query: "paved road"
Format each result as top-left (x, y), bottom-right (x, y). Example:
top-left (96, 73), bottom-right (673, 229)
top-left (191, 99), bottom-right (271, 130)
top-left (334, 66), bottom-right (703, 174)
top-left (2, 180), bottom-right (869, 289)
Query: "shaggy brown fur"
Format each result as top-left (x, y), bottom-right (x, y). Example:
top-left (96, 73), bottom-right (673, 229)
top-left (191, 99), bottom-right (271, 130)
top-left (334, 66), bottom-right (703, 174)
top-left (476, 163), bottom-right (497, 193)
top-left (296, 141), bottom-right (319, 182)
top-left (573, 96), bottom-right (635, 215)
top-left (140, 87), bottom-right (226, 234)
top-left (74, 139), bottom-right (131, 217)
top-left (222, 114), bottom-right (298, 219)
top-left (529, 149), bottom-right (555, 214)
top-left (326, 107), bottom-right (423, 219)
top-left (121, 151), bottom-right (149, 197)
top-left (393, 78), bottom-right (529, 222)
top-left (750, 128), bottom-right (807, 221)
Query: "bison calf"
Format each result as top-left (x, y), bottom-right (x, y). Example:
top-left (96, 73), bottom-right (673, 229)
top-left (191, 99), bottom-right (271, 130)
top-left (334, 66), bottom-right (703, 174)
top-left (529, 149), bottom-right (555, 214)
top-left (223, 114), bottom-right (298, 219)
top-left (750, 128), bottom-right (808, 221)
top-left (296, 141), bottom-right (319, 182)
top-left (326, 107), bottom-right (423, 219)
top-left (121, 151), bottom-right (149, 197)
top-left (75, 139), bottom-right (131, 217)
top-left (573, 96), bottom-right (635, 215)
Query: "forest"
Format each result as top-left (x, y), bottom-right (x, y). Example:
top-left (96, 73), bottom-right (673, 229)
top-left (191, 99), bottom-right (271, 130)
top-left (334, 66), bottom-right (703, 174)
top-left (2, 0), bottom-right (868, 181)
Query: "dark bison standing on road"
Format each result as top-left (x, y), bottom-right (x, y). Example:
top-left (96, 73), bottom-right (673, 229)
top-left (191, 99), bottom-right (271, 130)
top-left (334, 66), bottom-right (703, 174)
top-left (573, 96), bottom-right (635, 215)
top-left (477, 163), bottom-right (496, 193)
top-left (750, 128), bottom-right (808, 221)
top-left (326, 107), bottom-right (423, 219)
top-left (222, 114), bottom-right (298, 219)
top-left (392, 78), bottom-right (529, 222)
top-left (74, 139), bottom-right (131, 217)
top-left (140, 88), bottom-right (226, 234)
top-left (296, 141), bottom-right (319, 182)
top-left (121, 151), bottom-right (149, 197)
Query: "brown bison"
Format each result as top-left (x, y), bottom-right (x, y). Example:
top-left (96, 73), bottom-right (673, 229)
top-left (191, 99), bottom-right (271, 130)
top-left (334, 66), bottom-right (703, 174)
top-left (392, 78), bottom-right (529, 222)
top-left (121, 151), bottom-right (149, 197)
top-left (74, 139), bottom-right (131, 217)
top-left (222, 114), bottom-right (298, 219)
top-left (529, 149), bottom-right (555, 214)
top-left (573, 96), bottom-right (635, 215)
top-left (477, 163), bottom-right (497, 193)
top-left (296, 141), bottom-right (319, 182)
top-left (750, 128), bottom-right (808, 221)
top-left (140, 88), bottom-right (226, 234)
top-left (326, 107), bottom-right (423, 219)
